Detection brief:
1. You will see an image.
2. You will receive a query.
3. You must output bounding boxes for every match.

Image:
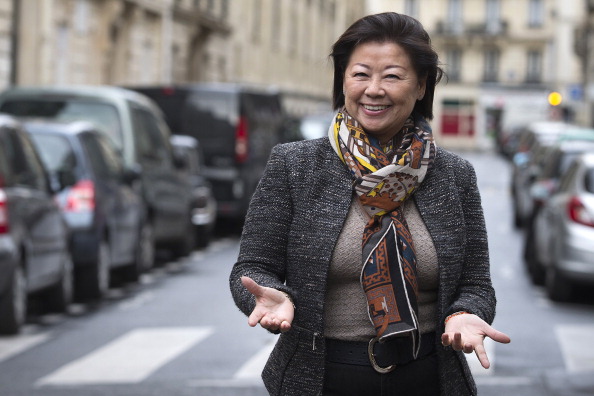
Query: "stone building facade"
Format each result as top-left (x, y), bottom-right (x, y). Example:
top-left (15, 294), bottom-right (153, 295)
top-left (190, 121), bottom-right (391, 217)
top-left (9, 0), bottom-right (365, 117)
top-left (0, 0), bottom-right (14, 90)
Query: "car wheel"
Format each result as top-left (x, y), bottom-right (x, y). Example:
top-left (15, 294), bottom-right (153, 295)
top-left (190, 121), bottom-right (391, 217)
top-left (546, 266), bottom-right (573, 302)
top-left (77, 240), bottom-right (111, 301)
top-left (524, 229), bottom-right (545, 285)
top-left (171, 216), bottom-right (195, 258)
top-left (0, 264), bottom-right (27, 335)
top-left (45, 252), bottom-right (74, 312)
top-left (123, 221), bottom-right (154, 282)
top-left (194, 225), bottom-right (210, 249)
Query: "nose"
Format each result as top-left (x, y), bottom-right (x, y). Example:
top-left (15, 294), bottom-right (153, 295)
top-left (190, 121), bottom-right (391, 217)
top-left (365, 77), bottom-right (385, 97)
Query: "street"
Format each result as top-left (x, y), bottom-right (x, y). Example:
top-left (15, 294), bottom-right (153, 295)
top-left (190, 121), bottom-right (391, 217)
top-left (0, 148), bottom-right (593, 396)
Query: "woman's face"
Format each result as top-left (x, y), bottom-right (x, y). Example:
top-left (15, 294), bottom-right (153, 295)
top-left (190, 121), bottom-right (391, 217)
top-left (343, 41), bottom-right (426, 143)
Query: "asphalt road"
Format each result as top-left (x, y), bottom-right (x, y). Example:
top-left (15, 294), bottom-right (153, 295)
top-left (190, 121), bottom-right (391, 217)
top-left (0, 149), bottom-right (593, 396)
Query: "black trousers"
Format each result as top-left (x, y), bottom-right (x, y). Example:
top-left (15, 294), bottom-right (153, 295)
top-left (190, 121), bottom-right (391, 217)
top-left (322, 351), bottom-right (440, 396)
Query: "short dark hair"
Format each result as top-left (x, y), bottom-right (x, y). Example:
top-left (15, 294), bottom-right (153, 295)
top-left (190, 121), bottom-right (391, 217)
top-left (330, 12), bottom-right (444, 120)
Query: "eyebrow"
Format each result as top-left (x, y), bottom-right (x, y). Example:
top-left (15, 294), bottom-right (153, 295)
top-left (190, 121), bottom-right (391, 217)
top-left (352, 63), bottom-right (405, 70)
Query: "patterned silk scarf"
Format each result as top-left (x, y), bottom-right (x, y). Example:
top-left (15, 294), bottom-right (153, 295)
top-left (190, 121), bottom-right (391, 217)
top-left (329, 109), bottom-right (436, 355)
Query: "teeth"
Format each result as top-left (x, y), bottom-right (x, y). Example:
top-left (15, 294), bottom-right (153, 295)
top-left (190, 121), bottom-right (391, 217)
top-left (364, 105), bottom-right (388, 111)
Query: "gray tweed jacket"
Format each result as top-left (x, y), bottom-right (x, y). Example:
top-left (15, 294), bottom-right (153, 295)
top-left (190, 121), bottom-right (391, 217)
top-left (229, 138), bottom-right (496, 396)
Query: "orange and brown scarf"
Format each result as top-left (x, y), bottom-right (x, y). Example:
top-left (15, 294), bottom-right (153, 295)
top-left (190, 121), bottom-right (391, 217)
top-left (329, 109), bottom-right (436, 355)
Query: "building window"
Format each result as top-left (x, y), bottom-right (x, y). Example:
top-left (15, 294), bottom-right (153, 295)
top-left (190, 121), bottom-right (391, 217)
top-left (528, 0), bottom-right (544, 27)
top-left (447, 0), bottom-right (463, 24)
top-left (526, 50), bottom-right (542, 83)
top-left (446, 0), bottom-right (463, 34)
top-left (483, 49), bottom-right (499, 82)
top-left (252, 0), bottom-right (261, 43)
top-left (486, 0), bottom-right (501, 34)
top-left (271, 1), bottom-right (281, 51)
top-left (221, 0), bottom-right (229, 19)
top-left (405, 0), bottom-right (419, 19)
top-left (446, 49), bottom-right (462, 82)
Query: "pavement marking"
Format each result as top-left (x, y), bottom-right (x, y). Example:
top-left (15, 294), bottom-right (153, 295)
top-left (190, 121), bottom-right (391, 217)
top-left (117, 290), bottom-right (155, 311)
top-left (0, 332), bottom-right (50, 364)
top-left (475, 376), bottom-right (534, 386)
top-left (555, 324), bottom-right (594, 373)
top-left (466, 337), bottom-right (495, 376)
top-left (36, 327), bottom-right (213, 386)
top-left (233, 338), bottom-right (276, 379)
top-left (187, 378), bottom-right (264, 388)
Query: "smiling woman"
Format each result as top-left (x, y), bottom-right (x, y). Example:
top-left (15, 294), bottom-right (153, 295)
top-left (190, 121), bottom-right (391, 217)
top-left (230, 12), bottom-right (510, 396)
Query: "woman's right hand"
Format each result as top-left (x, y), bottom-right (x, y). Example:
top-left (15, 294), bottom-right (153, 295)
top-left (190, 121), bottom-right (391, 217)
top-left (241, 276), bottom-right (294, 333)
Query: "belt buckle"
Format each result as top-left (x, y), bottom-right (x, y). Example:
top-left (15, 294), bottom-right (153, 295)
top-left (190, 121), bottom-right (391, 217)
top-left (368, 337), bottom-right (396, 374)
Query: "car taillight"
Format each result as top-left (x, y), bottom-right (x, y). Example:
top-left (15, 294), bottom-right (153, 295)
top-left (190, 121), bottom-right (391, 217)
top-left (65, 180), bottom-right (95, 212)
top-left (235, 116), bottom-right (249, 164)
top-left (0, 189), bottom-right (8, 234)
top-left (567, 196), bottom-right (594, 227)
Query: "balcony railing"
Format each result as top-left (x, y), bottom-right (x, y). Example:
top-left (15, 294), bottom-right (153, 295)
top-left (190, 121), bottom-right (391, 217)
top-left (436, 20), bottom-right (508, 36)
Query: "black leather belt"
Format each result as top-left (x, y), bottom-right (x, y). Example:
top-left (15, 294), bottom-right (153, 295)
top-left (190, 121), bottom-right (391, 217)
top-left (325, 332), bottom-right (436, 373)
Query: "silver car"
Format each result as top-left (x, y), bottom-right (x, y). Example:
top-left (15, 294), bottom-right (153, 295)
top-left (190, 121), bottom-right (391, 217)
top-left (533, 153), bottom-right (594, 301)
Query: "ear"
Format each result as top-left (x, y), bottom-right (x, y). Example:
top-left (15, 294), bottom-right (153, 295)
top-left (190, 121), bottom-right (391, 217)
top-left (417, 77), bottom-right (427, 101)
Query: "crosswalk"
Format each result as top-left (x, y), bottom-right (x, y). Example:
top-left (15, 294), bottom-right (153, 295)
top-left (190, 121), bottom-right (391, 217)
top-left (1, 324), bottom-right (593, 388)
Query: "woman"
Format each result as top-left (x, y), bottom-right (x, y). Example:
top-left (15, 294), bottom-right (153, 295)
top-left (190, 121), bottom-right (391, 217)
top-left (230, 12), bottom-right (510, 396)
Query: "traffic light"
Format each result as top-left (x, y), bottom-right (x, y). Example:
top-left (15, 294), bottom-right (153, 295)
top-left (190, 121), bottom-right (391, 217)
top-left (548, 91), bottom-right (563, 106)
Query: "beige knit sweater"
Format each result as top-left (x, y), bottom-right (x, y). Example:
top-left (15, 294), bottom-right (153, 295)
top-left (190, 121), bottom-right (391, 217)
top-left (324, 197), bottom-right (438, 341)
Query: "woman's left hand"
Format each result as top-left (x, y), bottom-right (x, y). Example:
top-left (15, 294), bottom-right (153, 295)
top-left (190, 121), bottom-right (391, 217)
top-left (441, 313), bottom-right (511, 369)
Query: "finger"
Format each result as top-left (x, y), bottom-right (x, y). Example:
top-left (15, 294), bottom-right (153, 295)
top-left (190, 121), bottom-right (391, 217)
top-left (280, 320), bottom-right (292, 333)
top-left (247, 310), bottom-right (263, 327)
top-left (260, 317), bottom-right (280, 332)
top-left (241, 276), bottom-right (262, 297)
top-left (441, 333), bottom-right (451, 346)
top-left (485, 327), bottom-right (511, 344)
top-left (453, 332), bottom-right (463, 351)
top-left (474, 343), bottom-right (491, 369)
top-left (463, 342), bottom-right (474, 354)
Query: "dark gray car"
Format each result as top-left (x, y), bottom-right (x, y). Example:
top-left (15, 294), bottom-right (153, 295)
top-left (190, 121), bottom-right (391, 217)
top-left (24, 120), bottom-right (151, 300)
top-left (0, 114), bottom-right (72, 335)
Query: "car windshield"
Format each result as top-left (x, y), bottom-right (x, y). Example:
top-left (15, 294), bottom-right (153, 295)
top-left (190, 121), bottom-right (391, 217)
top-left (28, 133), bottom-right (76, 174)
top-left (0, 99), bottom-right (122, 147)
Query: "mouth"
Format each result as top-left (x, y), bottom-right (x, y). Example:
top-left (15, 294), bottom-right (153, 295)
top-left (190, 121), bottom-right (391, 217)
top-left (362, 104), bottom-right (390, 112)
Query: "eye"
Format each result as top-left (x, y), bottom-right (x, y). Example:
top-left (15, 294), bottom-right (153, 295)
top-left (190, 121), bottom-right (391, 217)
top-left (385, 74), bottom-right (401, 80)
top-left (353, 72), bottom-right (368, 78)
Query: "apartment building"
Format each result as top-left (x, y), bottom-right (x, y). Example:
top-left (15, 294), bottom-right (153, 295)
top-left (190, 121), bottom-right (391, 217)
top-left (0, 0), bottom-right (14, 90)
top-left (575, 0), bottom-right (594, 126)
top-left (369, 0), bottom-right (585, 149)
top-left (8, 0), bottom-right (364, 117)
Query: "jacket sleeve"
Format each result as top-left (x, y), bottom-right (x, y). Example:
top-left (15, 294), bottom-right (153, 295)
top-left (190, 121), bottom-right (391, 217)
top-left (444, 159), bottom-right (496, 325)
top-left (229, 144), bottom-right (296, 318)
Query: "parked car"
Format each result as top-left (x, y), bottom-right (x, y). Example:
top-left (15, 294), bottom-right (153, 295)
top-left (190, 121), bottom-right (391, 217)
top-left (170, 135), bottom-right (216, 248)
top-left (524, 138), bottom-right (594, 284)
top-left (510, 121), bottom-right (570, 228)
top-left (283, 111), bottom-right (335, 142)
top-left (0, 85), bottom-right (194, 260)
top-left (125, 83), bottom-right (286, 220)
top-left (24, 119), bottom-right (151, 299)
top-left (528, 153), bottom-right (594, 301)
top-left (0, 114), bottom-right (73, 334)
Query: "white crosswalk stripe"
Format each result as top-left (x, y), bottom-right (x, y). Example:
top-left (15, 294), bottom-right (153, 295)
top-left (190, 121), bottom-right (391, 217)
top-left (36, 327), bottom-right (213, 386)
top-left (0, 332), bottom-right (49, 364)
top-left (233, 338), bottom-right (276, 380)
